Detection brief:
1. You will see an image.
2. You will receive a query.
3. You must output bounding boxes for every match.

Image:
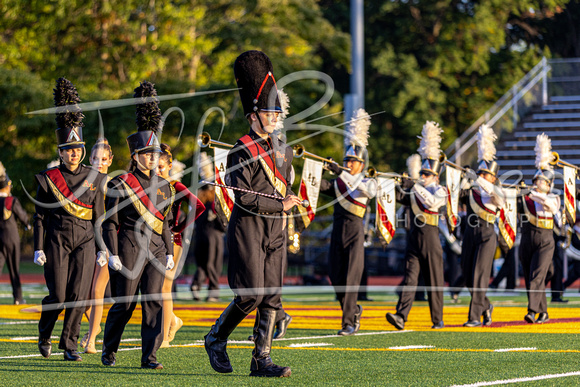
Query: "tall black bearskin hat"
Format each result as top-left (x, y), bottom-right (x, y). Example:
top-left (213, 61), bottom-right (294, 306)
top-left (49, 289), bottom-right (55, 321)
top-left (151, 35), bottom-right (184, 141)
top-left (54, 78), bottom-right (85, 150)
top-left (127, 81), bottom-right (162, 155)
top-left (234, 50), bottom-right (281, 117)
top-left (476, 124), bottom-right (499, 177)
top-left (0, 162), bottom-right (10, 189)
top-left (533, 133), bottom-right (555, 184)
top-left (418, 121), bottom-right (443, 176)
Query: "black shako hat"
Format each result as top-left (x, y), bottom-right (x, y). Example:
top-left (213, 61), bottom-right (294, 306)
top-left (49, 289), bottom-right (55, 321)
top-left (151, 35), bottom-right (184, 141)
top-left (126, 81), bottom-right (162, 155)
top-left (234, 50), bottom-right (281, 117)
top-left (54, 78), bottom-right (85, 150)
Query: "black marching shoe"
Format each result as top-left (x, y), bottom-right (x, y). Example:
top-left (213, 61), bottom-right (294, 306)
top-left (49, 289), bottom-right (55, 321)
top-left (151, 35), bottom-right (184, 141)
top-left (38, 337), bottom-right (52, 358)
top-left (337, 325), bottom-right (356, 336)
top-left (551, 297), bottom-right (568, 304)
top-left (249, 308), bottom-right (291, 378)
top-left (431, 321), bottom-right (444, 329)
top-left (536, 312), bottom-right (549, 323)
top-left (482, 305), bottom-right (494, 326)
top-left (524, 313), bottom-right (536, 324)
top-left (273, 313), bottom-right (292, 339)
top-left (385, 312), bottom-right (405, 330)
top-left (353, 305), bottom-right (363, 333)
top-left (141, 361), bottom-right (163, 369)
top-left (101, 351), bottom-right (116, 366)
top-left (463, 320), bottom-right (482, 327)
top-left (205, 301), bottom-right (247, 374)
top-left (64, 349), bottom-right (82, 361)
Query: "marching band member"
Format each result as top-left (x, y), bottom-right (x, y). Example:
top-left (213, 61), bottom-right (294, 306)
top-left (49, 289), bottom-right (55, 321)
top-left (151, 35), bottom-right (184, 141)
top-left (460, 125), bottom-right (505, 327)
top-left (204, 51), bottom-right (300, 378)
top-left (321, 108), bottom-right (376, 336)
top-left (34, 78), bottom-right (107, 361)
top-left (0, 162), bottom-right (30, 305)
top-left (81, 139), bottom-right (114, 354)
top-left (519, 133), bottom-right (560, 323)
top-left (157, 143), bottom-right (205, 347)
top-left (386, 121), bottom-right (447, 330)
top-left (100, 81), bottom-right (175, 369)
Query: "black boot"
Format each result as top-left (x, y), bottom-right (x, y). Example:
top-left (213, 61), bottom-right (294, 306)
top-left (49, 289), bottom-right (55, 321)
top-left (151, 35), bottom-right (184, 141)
top-left (248, 310), bottom-right (261, 342)
top-left (273, 313), bottom-right (292, 339)
top-left (204, 301), bottom-right (247, 373)
top-left (249, 308), bottom-right (291, 377)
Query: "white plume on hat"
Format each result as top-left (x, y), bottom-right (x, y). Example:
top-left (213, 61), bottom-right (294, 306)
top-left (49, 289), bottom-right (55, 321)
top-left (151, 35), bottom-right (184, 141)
top-left (198, 152), bottom-right (214, 182)
top-left (275, 89), bottom-right (290, 132)
top-left (345, 108), bottom-right (370, 148)
top-left (170, 160), bottom-right (186, 182)
top-left (418, 121), bottom-right (442, 159)
top-left (47, 160), bottom-right (60, 169)
top-left (476, 124), bottom-right (497, 162)
top-left (406, 154), bottom-right (422, 180)
top-left (0, 162), bottom-right (6, 179)
top-left (535, 133), bottom-right (553, 171)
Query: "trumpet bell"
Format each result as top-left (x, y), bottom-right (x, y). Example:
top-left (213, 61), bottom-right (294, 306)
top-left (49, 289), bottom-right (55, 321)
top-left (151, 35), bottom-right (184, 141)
top-left (550, 151), bottom-right (560, 166)
top-left (198, 132), bottom-right (211, 148)
top-left (293, 144), bottom-right (305, 158)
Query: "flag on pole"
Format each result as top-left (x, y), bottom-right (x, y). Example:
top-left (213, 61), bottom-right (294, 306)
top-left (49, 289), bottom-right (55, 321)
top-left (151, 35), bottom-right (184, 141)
top-left (445, 165), bottom-right (462, 232)
top-left (376, 177), bottom-right (396, 245)
top-left (563, 165), bottom-right (577, 226)
top-left (498, 188), bottom-right (517, 250)
top-left (296, 158), bottom-right (324, 231)
top-left (213, 147), bottom-right (235, 224)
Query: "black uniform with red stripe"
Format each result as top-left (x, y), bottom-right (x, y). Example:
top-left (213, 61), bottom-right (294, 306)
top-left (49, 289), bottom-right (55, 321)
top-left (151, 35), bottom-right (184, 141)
top-left (393, 182), bottom-right (446, 325)
top-left (34, 164), bottom-right (106, 351)
top-left (226, 129), bottom-right (294, 314)
top-left (0, 195), bottom-right (30, 303)
top-left (518, 192), bottom-right (559, 316)
top-left (101, 169), bottom-right (174, 364)
top-left (320, 172), bottom-right (374, 329)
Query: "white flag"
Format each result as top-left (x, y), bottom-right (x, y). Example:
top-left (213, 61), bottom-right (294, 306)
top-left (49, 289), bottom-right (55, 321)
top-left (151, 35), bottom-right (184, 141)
top-left (376, 177), bottom-right (396, 245)
top-left (445, 166), bottom-right (462, 231)
top-left (214, 147), bottom-right (235, 222)
top-left (296, 158), bottom-right (324, 230)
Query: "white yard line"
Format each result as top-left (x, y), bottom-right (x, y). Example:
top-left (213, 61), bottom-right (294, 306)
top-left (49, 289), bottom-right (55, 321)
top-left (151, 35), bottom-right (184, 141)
top-left (287, 342), bottom-right (334, 348)
top-left (450, 371), bottom-right (580, 386)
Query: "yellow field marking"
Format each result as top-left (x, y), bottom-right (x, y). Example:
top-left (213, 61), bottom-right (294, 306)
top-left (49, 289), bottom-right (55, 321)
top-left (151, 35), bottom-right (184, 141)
top-left (4, 302), bottom-right (580, 334)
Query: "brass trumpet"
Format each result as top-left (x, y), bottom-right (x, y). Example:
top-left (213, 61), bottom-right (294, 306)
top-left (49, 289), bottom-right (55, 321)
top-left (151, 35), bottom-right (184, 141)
top-left (366, 167), bottom-right (406, 180)
top-left (439, 154), bottom-right (467, 172)
top-left (197, 132), bottom-right (233, 149)
top-left (293, 144), bottom-right (351, 171)
top-left (550, 151), bottom-right (580, 172)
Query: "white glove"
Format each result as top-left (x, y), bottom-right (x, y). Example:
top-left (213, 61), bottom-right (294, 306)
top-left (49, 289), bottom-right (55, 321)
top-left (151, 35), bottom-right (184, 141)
top-left (166, 255), bottom-right (175, 270)
top-left (34, 250), bottom-right (46, 266)
top-left (96, 251), bottom-right (108, 267)
top-left (108, 255), bottom-right (123, 271)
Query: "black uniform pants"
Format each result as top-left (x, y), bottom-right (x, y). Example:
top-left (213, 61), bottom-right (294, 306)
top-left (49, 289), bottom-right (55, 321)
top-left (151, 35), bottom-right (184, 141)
top-left (549, 239), bottom-right (565, 299)
top-left (103, 236), bottom-right (165, 364)
top-left (227, 216), bottom-right (284, 317)
top-left (396, 225), bottom-right (444, 324)
top-left (329, 233), bottom-right (364, 328)
top-left (0, 233), bottom-right (22, 302)
top-left (462, 221), bottom-right (496, 321)
top-left (193, 230), bottom-right (224, 298)
top-left (519, 227), bottom-right (554, 314)
top-left (38, 229), bottom-right (95, 350)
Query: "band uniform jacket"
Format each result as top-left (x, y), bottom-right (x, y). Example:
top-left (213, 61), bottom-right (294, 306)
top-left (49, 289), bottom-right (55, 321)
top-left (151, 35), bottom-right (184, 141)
top-left (395, 180), bottom-right (447, 324)
top-left (225, 129), bottom-right (294, 313)
top-left (320, 171), bottom-right (376, 328)
top-left (518, 190), bottom-right (560, 315)
top-left (459, 176), bottom-right (505, 321)
top-left (33, 163), bottom-right (106, 350)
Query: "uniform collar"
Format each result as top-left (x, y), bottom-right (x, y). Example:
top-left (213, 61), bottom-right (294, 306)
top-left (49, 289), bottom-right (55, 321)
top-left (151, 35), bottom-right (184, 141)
top-left (60, 163), bottom-right (84, 176)
top-left (133, 168), bottom-right (153, 181)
